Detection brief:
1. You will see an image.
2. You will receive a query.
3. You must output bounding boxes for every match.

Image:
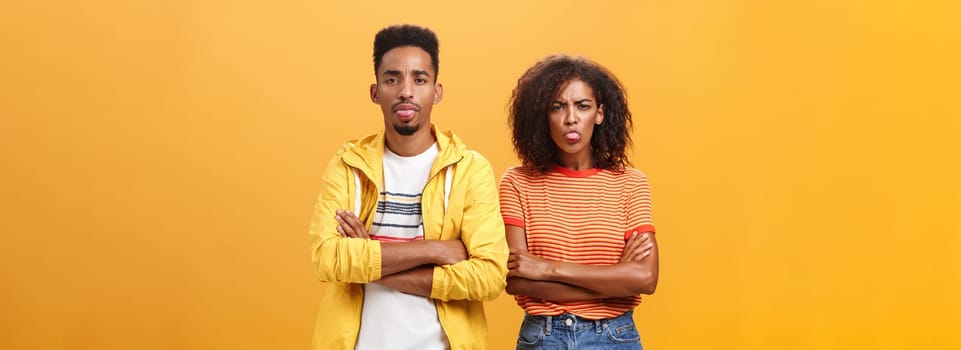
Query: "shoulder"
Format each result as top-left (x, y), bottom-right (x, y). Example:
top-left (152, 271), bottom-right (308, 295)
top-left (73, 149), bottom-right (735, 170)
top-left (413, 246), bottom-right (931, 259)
top-left (501, 165), bottom-right (539, 182)
top-left (334, 132), bottom-right (380, 156)
top-left (621, 167), bottom-right (649, 181)
top-left (456, 150), bottom-right (495, 176)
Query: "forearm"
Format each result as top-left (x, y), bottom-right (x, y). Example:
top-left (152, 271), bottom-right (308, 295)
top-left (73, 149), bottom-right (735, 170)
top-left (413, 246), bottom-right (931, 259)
top-left (431, 255), bottom-right (508, 301)
top-left (547, 260), bottom-right (657, 297)
top-left (375, 266), bottom-right (434, 297)
top-left (506, 277), bottom-right (605, 302)
top-left (379, 241), bottom-right (443, 277)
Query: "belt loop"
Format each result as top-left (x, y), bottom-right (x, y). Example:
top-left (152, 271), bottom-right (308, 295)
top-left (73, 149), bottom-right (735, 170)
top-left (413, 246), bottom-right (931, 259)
top-left (545, 315), bottom-right (552, 336)
top-left (595, 319), bottom-right (603, 333)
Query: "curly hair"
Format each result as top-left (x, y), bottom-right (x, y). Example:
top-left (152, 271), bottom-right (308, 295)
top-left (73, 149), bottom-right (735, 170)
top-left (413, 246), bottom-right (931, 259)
top-left (373, 24), bottom-right (439, 77)
top-left (508, 54), bottom-right (633, 174)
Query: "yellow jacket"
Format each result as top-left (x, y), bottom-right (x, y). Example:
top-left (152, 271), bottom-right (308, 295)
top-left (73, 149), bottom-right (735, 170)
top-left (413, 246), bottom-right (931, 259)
top-left (308, 125), bottom-right (508, 350)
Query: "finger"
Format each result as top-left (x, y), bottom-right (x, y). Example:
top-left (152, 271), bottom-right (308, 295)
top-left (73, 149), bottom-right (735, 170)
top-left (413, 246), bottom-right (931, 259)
top-left (638, 233), bottom-right (651, 246)
top-left (621, 233), bottom-right (640, 258)
top-left (629, 233), bottom-right (650, 253)
top-left (637, 250), bottom-right (652, 261)
top-left (632, 232), bottom-right (649, 249)
top-left (335, 215), bottom-right (357, 237)
top-left (631, 245), bottom-right (655, 261)
top-left (345, 214), bottom-right (370, 239)
top-left (507, 261), bottom-right (518, 270)
top-left (336, 225), bottom-right (347, 238)
top-left (621, 235), bottom-right (636, 255)
top-left (625, 232), bottom-right (642, 251)
top-left (340, 212), bottom-right (366, 233)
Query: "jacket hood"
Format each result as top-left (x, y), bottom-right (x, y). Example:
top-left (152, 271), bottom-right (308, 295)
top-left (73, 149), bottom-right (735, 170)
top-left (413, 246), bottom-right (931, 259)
top-left (336, 124), bottom-right (467, 182)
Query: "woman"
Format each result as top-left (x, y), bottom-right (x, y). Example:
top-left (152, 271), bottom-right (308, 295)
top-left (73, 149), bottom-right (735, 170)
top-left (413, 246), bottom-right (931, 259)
top-left (500, 54), bottom-right (659, 349)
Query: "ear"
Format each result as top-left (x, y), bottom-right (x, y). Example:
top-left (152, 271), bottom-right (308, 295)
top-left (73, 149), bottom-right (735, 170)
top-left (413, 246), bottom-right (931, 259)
top-left (433, 82), bottom-right (444, 104)
top-left (596, 104), bottom-right (605, 125)
top-left (369, 83), bottom-right (378, 103)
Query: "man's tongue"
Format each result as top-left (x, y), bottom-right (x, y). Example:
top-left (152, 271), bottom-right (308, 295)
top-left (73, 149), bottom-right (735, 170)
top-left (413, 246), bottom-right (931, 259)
top-left (566, 132), bottom-right (580, 142)
top-left (396, 110), bottom-right (416, 118)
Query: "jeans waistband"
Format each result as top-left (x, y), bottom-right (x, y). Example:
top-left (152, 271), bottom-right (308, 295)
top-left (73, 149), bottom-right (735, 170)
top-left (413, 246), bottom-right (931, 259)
top-left (524, 310), bottom-right (634, 336)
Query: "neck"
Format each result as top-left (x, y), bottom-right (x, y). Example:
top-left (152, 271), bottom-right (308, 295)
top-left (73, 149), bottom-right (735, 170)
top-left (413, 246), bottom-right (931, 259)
top-left (555, 152), bottom-right (595, 170)
top-left (385, 127), bottom-right (435, 157)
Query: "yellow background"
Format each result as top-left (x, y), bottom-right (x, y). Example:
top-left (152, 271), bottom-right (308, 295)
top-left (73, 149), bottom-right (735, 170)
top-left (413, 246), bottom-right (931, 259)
top-left (2, 1), bottom-right (959, 349)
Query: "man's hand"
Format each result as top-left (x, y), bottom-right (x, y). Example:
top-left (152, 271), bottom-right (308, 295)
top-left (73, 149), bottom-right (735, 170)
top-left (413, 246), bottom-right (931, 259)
top-left (507, 249), bottom-right (555, 281)
top-left (336, 209), bottom-right (467, 267)
top-left (335, 210), bottom-right (369, 239)
top-left (619, 232), bottom-right (654, 263)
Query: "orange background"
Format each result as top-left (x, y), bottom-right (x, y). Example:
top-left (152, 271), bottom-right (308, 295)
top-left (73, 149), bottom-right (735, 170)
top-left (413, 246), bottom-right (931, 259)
top-left (2, 1), bottom-right (959, 349)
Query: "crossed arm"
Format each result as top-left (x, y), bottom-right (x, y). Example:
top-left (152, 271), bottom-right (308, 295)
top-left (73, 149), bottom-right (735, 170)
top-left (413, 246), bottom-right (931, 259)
top-left (504, 224), bottom-right (659, 302)
top-left (334, 209), bottom-right (466, 297)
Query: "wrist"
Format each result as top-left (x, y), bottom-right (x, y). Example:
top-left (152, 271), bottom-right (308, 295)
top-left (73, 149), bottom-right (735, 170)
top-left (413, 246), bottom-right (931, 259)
top-left (425, 240), bottom-right (444, 265)
top-left (546, 261), bottom-right (561, 280)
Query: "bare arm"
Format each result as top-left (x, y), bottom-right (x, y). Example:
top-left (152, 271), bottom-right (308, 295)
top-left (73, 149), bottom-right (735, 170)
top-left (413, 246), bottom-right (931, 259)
top-left (506, 221), bottom-right (659, 298)
top-left (508, 231), bottom-right (659, 297)
top-left (336, 210), bottom-right (467, 277)
top-left (373, 266), bottom-right (434, 297)
top-left (503, 225), bottom-right (655, 300)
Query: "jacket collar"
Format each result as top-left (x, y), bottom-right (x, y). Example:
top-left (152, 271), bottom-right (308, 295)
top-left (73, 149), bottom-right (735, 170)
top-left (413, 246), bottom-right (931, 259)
top-left (338, 124), bottom-right (466, 184)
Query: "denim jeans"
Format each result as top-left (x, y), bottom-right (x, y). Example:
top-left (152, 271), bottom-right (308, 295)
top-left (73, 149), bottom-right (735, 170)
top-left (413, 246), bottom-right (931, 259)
top-left (516, 310), bottom-right (643, 350)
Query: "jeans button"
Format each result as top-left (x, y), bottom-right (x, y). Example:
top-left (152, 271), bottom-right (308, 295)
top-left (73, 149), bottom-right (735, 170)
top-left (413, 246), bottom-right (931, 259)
top-left (565, 319), bottom-right (573, 326)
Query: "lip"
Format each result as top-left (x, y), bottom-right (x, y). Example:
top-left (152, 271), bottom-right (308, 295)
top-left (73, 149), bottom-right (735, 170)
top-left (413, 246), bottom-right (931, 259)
top-left (393, 103), bottom-right (419, 122)
top-left (392, 103), bottom-right (419, 112)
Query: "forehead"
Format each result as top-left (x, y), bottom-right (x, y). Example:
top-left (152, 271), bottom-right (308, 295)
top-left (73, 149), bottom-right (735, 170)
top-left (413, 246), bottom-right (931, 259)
top-left (554, 79), bottom-right (595, 100)
top-left (378, 46), bottom-right (435, 75)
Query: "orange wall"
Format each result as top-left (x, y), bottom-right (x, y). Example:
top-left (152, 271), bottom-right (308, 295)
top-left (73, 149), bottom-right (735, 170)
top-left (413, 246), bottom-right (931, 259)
top-left (1, 1), bottom-right (959, 349)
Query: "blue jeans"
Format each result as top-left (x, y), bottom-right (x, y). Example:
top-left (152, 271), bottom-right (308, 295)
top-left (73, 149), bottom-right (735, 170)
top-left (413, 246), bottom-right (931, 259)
top-left (516, 311), bottom-right (643, 349)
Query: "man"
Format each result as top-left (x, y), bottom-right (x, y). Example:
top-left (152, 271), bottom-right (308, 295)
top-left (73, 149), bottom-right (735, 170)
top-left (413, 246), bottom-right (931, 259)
top-left (308, 24), bottom-right (508, 350)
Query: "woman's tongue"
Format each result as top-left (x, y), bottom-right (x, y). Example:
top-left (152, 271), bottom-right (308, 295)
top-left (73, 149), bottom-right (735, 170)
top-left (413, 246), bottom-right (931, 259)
top-left (566, 131), bottom-right (580, 143)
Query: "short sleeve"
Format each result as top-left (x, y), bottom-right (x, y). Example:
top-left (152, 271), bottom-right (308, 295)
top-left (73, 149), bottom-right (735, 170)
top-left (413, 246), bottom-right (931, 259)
top-left (498, 168), bottom-right (526, 228)
top-left (624, 169), bottom-right (655, 239)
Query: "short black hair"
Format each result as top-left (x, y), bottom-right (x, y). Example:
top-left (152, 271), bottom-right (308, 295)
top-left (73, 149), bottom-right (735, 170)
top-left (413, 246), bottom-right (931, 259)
top-left (373, 24), bottom-right (440, 78)
top-left (509, 54), bottom-right (633, 174)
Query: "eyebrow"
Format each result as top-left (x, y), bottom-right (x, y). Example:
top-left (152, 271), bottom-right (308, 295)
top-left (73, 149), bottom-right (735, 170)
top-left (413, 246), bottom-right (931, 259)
top-left (551, 99), bottom-right (594, 104)
top-left (381, 69), bottom-right (432, 78)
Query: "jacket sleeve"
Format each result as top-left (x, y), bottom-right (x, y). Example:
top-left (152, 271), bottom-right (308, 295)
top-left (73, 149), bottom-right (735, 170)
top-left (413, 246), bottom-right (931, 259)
top-left (430, 153), bottom-right (509, 301)
top-left (308, 156), bottom-right (382, 283)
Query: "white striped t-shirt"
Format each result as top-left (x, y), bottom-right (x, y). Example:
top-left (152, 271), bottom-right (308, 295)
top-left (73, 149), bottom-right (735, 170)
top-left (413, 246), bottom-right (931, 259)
top-left (356, 143), bottom-right (448, 350)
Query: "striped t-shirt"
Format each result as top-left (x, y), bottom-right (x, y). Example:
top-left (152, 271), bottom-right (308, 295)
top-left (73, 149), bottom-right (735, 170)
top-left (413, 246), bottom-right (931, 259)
top-left (356, 143), bottom-right (447, 350)
top-left (499, 165), bottom-right (656, 319)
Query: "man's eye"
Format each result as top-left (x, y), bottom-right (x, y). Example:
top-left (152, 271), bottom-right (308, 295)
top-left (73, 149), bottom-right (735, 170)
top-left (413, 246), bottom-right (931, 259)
top-left (416, 78), bottom-right (427, 84)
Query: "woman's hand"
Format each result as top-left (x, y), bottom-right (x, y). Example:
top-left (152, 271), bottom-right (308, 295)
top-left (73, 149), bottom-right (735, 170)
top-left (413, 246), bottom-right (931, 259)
top-left (507, 249), bottom-right (555, 280)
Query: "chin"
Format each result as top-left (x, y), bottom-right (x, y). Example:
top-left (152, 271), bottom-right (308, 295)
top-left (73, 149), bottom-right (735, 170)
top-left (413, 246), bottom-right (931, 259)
top-left (393, 123), bottom-right (421, 136)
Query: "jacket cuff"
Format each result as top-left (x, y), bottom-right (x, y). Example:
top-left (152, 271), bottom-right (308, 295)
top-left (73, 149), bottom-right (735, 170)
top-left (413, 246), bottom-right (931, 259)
top-left (429, 265), bottom-right (447, 299)
top-left (368, 240), bottom-right (383, 281)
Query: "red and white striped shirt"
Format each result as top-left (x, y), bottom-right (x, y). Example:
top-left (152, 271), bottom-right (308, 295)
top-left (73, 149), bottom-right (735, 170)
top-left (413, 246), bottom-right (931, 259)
top-left (499, 165), bottom-right (655, 319)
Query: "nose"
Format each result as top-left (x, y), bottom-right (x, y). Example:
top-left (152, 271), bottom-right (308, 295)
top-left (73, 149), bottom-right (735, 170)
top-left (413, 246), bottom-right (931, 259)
top-left (563, 105), bottom-right (577, 125)
top-left (399, 78), bottom-right (414, 100)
